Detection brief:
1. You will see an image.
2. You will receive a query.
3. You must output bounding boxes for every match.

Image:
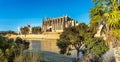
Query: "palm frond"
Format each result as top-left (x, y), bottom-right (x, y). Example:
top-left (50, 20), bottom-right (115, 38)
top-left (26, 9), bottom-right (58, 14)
top-left (104, 11), bottom-right (120, 28)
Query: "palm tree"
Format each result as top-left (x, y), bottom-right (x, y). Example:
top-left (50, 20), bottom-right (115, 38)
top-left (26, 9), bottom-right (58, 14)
top-left (90, 0), bottom-right (120, 47)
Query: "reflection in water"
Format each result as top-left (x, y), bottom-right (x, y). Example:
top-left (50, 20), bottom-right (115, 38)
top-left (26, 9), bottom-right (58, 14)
top-left (27, 39), bottom-right (76, 57)
top-left (27, 39), bottom-right (59, 53)
top-left (40, 39), bottom-right (59, 53)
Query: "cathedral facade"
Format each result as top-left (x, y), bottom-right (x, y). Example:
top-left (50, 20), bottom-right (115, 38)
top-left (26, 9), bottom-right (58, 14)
top-left (42, 16), bottom-right (78, 32)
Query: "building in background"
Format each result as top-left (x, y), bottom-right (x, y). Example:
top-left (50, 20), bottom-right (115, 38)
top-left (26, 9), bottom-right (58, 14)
top-left (42, 16), bottom-right (79, 32)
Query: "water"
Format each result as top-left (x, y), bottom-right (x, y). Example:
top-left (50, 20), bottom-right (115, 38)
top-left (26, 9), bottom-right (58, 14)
top-left (26, 39), bottom-right (75, 62)
top-left (27, 39), bottom-right (77, 57)
top-left (27, 39), bottom-right (60, 53)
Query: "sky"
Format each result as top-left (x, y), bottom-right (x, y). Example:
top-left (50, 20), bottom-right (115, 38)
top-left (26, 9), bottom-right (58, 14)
top-left (0, 0), bottom-right (93, 31)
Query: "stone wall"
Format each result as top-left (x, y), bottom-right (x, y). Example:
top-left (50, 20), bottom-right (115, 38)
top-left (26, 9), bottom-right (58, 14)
top-left (8, 32), bottom-right (60, 40)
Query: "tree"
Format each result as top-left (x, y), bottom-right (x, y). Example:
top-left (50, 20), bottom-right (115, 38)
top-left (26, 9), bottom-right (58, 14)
top-left (81, 34), bottom-right (108, 62)
top-left (0, 31), bottom-right (18, 36)
top-left (89, 1), bottom-right (120, 61)
top-left (90, 0), bottom-right (120, 47)
top-left (57, 23), bottom-right (88, 61)
top-left (57, 23), bottom-right (109, 62)
top-left (20, 26), bottom-right (30, 36)
top-left (84, 35), bottom-right (108, 54)
top-left (0, 36), bottom-right (29, 62)
top-left (32, 26), bottom-right (41, 34)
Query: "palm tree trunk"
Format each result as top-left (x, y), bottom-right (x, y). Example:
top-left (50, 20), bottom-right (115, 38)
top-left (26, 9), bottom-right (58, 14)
top-left (105, 24), bottom-right (110, 46)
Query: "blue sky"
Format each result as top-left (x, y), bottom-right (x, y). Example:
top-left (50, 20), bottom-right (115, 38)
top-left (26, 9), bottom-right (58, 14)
top-left (0, 0), bottom-right (93, 31)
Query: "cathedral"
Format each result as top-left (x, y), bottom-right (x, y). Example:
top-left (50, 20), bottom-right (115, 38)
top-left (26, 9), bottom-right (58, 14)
top-left (42, 16), bottom-right (79, 32)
